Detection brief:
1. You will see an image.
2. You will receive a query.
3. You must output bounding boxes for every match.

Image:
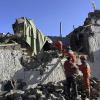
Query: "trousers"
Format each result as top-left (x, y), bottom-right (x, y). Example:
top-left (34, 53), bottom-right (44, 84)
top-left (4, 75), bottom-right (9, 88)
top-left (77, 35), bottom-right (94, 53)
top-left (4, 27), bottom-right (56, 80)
top-left (66, 76), bottom-right (78, 99)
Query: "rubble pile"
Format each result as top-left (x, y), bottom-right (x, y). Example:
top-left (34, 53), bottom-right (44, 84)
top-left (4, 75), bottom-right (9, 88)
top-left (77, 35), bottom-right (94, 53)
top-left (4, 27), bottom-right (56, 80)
top-left (0, 12), bottom-right (100, 100)
top-left (0, 77), bottom-right (99, 100)
top-left (33, 51), bottom-right (59, 74)
top-left (21, 50), bottom-right (59, 73)
top-left (90, 77), bottom-right (100, 100)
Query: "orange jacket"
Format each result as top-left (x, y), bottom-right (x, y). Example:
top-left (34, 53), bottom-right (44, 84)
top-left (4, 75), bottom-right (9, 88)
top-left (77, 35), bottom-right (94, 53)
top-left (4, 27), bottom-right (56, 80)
top-left (78, 63), bottom-right (91, 89)
top-left (78, 63), bottom-right (91, 78)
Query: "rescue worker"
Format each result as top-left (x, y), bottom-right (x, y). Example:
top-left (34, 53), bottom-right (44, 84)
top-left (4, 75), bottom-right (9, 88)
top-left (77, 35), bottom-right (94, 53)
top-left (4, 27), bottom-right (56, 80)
top-left (78, 55), bottom-right (91, 99)
top-left (63, 46), bottom-right (77, 64)
top-left (64, 56), bottom-right (79, 100)
top-left (54, 40), bottom-right (63, 53)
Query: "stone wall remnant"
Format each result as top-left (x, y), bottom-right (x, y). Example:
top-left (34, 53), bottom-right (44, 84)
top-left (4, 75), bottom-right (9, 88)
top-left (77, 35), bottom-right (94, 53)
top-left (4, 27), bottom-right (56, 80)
top-left (69, 10), bottom-right (100, 78)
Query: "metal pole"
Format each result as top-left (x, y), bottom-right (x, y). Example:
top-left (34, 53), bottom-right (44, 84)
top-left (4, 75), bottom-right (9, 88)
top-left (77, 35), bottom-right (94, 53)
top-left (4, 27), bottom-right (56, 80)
top-left (60, 22), bottom-right (62, 40)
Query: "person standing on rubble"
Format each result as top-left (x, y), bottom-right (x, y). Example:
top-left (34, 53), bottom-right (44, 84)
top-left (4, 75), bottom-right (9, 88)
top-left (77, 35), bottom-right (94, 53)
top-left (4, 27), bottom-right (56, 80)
top-left (63, 46), bottom-right (77, 64)
top-left (64, 56), bottom-right (79, 100)
top-left (78, 55), bottom-right (91, 99)
top-left (54, 39), bottom-right (63, 53)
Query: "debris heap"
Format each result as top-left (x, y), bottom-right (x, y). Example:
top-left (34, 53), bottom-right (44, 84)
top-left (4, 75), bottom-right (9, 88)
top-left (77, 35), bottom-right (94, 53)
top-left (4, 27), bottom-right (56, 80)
top-left (0, 77), bottom-right (99, 100)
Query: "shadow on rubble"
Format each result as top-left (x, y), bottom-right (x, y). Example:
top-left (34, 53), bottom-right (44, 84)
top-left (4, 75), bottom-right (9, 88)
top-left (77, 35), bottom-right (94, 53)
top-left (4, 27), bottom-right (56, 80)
top-left (20, 50), bottom-right (58, 69)
top-left (12, 53), bottom-right (59, 87)
top-left (13, 51), bottom-right (59, 86)
top-left (12, 59), bottom-right (60, 88)
top-left (12, 68), bottom-right (41, 87)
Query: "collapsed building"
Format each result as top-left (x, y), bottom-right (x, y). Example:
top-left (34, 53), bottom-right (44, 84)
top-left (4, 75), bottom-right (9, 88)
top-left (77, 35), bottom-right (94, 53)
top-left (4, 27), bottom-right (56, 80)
top-left (0, 11), bottom-right (99, 99)
top-left (69, 10), bottom-right (100, 78)
top-left (0, 17), bottom-right (65, 89)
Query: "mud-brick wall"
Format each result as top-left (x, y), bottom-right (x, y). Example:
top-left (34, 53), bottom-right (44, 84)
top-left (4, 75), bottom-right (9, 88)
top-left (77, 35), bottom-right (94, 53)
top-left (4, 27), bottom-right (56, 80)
top-left (13, 58), bottom-right (66, 88)
top-left (88, 25), bottom-right (100, 78)
top-left (0, 44), bottom-right (23, 81)
top-left (0, 44), bottom-right (65, 88)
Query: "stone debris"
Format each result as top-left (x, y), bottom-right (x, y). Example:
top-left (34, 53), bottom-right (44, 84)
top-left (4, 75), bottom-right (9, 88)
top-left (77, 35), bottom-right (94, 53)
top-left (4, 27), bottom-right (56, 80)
top-left (0, 78), bottom-right (99, 100)
top-left (0, 11), bottom-right (100, 100)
